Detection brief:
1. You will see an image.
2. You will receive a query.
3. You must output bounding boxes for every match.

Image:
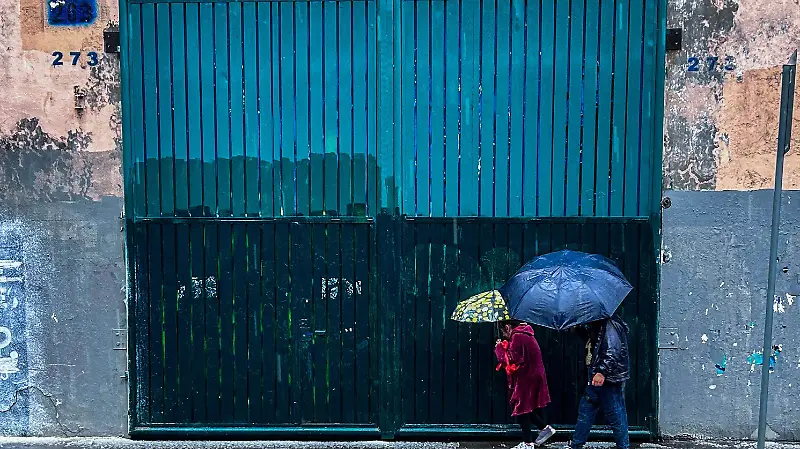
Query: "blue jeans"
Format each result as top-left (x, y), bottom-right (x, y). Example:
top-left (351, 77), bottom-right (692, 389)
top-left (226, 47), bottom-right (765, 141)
top-left (571, 382), bottom-right (629, 449)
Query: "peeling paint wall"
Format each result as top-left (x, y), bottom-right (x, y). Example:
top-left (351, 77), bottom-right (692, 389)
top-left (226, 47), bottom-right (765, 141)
top-left (0, 0), bottom-right (122, 202)
top-left (665, 0), bottom-right (800, 190)
top-left (0, 0), bottom-right (125, 437)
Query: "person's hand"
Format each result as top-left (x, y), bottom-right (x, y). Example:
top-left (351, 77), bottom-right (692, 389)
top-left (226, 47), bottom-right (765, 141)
top-left (591, 373), bottom-right (605, 386)
top-left (496, 339), bottom-right (503, 347)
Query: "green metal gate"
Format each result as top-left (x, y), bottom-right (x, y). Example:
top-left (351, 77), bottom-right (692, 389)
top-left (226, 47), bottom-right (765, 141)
top-left (121, 0), bottom-right (666, 438)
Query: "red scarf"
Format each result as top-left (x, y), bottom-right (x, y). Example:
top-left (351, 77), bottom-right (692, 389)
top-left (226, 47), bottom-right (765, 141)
top-left (495, 340), bottom-right (519, 375)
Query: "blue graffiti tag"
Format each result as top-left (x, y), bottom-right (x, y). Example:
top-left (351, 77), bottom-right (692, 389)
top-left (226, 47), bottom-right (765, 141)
top-left (47, 0), bottom-right (97, 27)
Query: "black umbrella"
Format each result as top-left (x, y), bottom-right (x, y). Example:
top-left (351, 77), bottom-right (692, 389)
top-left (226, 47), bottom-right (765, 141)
top-left (499, 249), bottom-right (632, 330)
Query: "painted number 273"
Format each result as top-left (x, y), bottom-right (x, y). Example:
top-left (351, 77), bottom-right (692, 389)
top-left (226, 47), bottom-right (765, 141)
top-left (687, 56), bottom-right (736, 72)
top-left (52, 51), bottom-right (99, 67)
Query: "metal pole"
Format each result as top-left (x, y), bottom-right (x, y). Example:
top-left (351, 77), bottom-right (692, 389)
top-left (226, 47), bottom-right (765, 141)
top-left (757, 50), bottom-right (797, 449)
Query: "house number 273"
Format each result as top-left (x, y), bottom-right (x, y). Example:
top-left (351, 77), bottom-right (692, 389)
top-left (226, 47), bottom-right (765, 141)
top-left (687, 56), bottom-right (736, 72)
top-left (52, 51), bottom-right (99, 67)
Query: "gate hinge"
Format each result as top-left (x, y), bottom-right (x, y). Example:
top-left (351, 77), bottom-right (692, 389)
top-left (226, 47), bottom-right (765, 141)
top-left (113, 328), bottom-right (127, 350)
top-left (659, 327), bottom-right (683, 350)
top-left (661, 248), bottom-right (672, 264)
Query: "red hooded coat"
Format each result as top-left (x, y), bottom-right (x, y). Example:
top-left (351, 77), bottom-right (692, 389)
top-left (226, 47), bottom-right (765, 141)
top-left (494, 323), bottom-right (551, 416)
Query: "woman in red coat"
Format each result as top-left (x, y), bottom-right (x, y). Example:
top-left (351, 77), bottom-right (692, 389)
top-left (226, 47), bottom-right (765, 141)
top-left (495, 320), bottom-right (555, 448)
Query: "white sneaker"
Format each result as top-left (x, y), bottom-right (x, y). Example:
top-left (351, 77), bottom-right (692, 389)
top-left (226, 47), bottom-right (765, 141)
top-left (535, 425), bottom-right (557, 445)
top-left (511, 443), bottom-right (534, 449)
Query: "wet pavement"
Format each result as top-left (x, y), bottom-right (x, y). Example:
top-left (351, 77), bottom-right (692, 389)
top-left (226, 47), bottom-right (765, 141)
top-left (2, 439), bottom-right (800, 449)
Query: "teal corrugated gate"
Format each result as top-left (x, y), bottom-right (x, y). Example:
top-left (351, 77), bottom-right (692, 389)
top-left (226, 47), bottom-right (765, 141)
top-left (121, 0), bottom-right (666, 438)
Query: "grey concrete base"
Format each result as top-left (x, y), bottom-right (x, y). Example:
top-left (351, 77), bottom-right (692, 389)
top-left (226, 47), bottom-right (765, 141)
top-left (659, 190), bottom-right (800, 440)
top-left (0, 199), bottom-right (127, 437)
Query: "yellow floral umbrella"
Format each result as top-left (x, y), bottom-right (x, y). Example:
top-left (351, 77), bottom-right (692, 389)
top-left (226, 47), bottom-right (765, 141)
top-left (450, 290), bottom-right (510, 323)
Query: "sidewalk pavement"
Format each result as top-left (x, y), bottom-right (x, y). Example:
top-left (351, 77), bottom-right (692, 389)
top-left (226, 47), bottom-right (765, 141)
top-left (2, 439), bottom-right (800, 449)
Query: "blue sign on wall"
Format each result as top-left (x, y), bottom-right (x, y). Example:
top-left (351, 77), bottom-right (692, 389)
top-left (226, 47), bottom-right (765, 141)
top-left (47, 0), bottom-right (97, 27)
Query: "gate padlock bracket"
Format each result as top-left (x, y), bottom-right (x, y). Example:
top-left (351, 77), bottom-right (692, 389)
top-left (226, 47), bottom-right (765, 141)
top-left (666, 28), bottom-right (682, 51)
top-left (104, 22), bottom-right (120, 54)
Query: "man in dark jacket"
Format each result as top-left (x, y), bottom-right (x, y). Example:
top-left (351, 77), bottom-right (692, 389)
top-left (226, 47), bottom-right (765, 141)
top-left (570, 315), bottom-right (630, 449)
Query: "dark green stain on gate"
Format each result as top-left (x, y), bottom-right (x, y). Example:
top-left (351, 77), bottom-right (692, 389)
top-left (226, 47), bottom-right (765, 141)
top-left (121, 0), bottom-right (666, 439)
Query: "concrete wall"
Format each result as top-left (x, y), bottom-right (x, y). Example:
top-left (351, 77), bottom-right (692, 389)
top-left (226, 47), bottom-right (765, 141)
top-left (0, 200), bottom-right (127, 437)
top-left (0, 0), bottom-right (126, 438)
top-left (660, 191), bottom-right (800, 440)
top-left (659, 0), bottom-right (800, 440)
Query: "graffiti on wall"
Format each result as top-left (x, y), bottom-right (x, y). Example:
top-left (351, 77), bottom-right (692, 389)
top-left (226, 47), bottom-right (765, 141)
top-left (47, 0), bottom-right (97, 26)
top-left (0, 241), bottom-right (24, 383)
top-left (177, 276), bottom-right (366, 304)
top-left (321, 278), bottom-right (363, 301)
top-left (177, 276), bottom-right (218, 300)
top-left (0, 327), bottom-right (19, 380)
top-left (0, 260), bottom-right (22, 312)
top-left (0, 227), bottom-right (29, 431)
